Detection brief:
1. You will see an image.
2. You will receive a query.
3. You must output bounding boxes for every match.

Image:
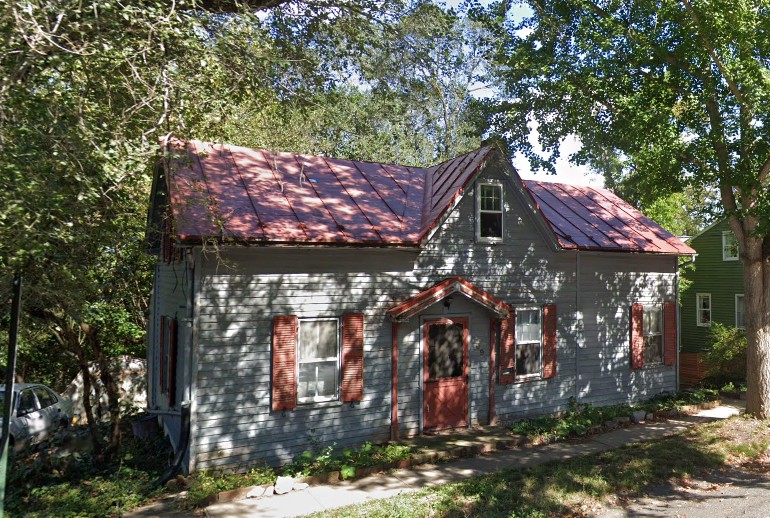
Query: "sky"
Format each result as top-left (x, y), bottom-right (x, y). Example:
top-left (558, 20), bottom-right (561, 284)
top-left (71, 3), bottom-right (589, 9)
top-left (443, 0), bottom-right (605, 187)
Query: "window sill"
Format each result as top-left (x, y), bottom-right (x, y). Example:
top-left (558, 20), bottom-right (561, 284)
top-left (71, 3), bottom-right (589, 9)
top-left (296, 399), bottom-right (343, 409)
top-left (514, 375), bottom-right (542, 383)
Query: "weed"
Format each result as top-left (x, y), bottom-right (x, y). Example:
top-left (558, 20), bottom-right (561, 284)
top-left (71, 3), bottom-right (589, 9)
top-left (511, 389), bottom-right (721, 441)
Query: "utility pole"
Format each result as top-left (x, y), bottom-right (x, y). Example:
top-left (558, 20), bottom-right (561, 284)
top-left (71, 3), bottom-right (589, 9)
top-left (0, 276), bottom-right (22, 518)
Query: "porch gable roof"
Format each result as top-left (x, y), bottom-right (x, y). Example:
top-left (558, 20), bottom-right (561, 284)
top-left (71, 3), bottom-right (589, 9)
top-left (387, 277), bottom-right (510, 322)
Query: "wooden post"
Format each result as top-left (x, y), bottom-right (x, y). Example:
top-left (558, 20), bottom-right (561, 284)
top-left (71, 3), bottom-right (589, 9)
top-left (390, 321), bottom-right (399, 441)
top-left (0, 275), bottom-right (22, 517)
top-left (488, 318), bottom-right (497, 425)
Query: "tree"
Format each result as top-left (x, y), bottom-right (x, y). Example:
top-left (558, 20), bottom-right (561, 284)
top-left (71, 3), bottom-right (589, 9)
top-left (486, 0), bottom-right (770, 415)
top-left (0, 0), bottom-right (405, 454)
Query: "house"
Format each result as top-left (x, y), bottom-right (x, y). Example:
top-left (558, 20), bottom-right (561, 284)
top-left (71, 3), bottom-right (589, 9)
top-left (145, 138), bottom-right (695, 472)
top-left (679, 219), bottom-right (745, 385)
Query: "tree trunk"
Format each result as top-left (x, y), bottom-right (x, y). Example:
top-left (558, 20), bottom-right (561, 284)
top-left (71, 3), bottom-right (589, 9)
top-left (97, 349), bottom-right (122, 454)
top-left (741, 243), bottom-right (770, 417)
top-left (82, 323), bottom-right (123, 456)
top-left (76, 354), bottom-right (104, 454)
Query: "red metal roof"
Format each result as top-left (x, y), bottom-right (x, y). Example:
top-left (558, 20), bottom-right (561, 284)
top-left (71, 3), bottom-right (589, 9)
top-left (387, 277), bottom-right (510, 321)
top-left (523, 180), bottom-right (695, 254)
top-left (162, 138), bottom-right (694, 255)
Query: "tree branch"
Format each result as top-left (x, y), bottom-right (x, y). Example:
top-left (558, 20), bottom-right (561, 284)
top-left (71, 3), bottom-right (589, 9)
top-left (680, 0), bottom-right (748, 109)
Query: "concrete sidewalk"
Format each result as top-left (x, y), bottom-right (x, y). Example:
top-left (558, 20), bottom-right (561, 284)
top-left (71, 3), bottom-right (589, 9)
top-left (205, 400), bottom-right (744, 518)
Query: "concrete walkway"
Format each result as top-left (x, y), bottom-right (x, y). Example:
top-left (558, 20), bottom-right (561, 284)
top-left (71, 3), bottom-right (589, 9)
top-left (205, 400), bottom-right (744, 518)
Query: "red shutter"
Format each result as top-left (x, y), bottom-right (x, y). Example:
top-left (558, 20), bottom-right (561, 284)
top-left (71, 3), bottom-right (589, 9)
top-left (168, 318), bottom-right (178, 407)
top-left (542, 305), bottom-right (557, 379)
top-left (159, 315), bottom-right (167, 393)
top-left (341, 313), bottom-right (364, 402)
top-left (663, 301), bottom-right (677, 366)
top-left (272, 315), bottom-right (298, 411)
top-left (631, 303), bottom-right (644, 369)
top-left (499, 310), bottom-right (516, 384)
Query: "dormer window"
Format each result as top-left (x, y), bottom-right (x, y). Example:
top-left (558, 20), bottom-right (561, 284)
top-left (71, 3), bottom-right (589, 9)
top-left (477, 183), bottom-right (503, 242)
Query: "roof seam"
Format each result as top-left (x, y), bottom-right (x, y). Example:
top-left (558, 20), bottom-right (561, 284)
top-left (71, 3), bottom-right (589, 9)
top-left (321, 156), bottom-right (384, 242)
top-left (227, 147), bottom-right (267, 240)
top-left (583, 187), bottom-right (663, 252)
top-left (260, 149), bottom-right (309, 241)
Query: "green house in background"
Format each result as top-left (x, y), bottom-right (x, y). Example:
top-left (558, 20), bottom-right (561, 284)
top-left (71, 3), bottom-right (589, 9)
top-left (680, 219), bottom-right (745, 385)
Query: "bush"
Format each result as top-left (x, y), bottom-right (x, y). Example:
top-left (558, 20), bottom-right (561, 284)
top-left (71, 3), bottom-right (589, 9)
top-left (702, 323), bottom-right (747, 384)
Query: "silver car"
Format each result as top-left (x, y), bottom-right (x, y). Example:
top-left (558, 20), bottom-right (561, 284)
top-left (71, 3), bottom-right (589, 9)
top-left (0, 383), bottom-right (73, 451)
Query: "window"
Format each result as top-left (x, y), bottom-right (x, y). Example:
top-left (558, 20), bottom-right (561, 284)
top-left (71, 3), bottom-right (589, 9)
top-left (631, 302), bottom-right (676, 369)
top-left (477, 183), bottom-right (503, 241)
top-left (18, 389), bottom-right (38, 416)
top-left (271, 313), bottom-right (364, 411)
top-left (696, 293), bottom-right (712, 326)
top-left (642, 305), bottom-right (663, 364)
top-left (736, 294), bottom-right (745, 329)
top-left (32, 387), bottom-right (57, 410)
top-left (722, 231), bottom-right (739, 260)
top-left (297, 319), bottom-right (339, 403)
top-left (515, 309), bottom-right (541, 378)
top-left (499, 305), bottom-right (557, 384)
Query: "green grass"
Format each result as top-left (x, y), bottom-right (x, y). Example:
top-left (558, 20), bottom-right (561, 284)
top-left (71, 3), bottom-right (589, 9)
top-left (312, 422), bottom-right (734, 517)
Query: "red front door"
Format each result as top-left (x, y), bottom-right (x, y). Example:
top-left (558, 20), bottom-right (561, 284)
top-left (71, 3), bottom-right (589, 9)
top-left (423, 318), bottom-right (469, 430)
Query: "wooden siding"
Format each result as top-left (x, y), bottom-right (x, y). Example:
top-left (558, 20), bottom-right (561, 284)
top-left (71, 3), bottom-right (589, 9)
top-left (188, 160), bottom-right (679, 470)
top-left (150, 259), bottom-right (190, 450)
top-left (680, 219), bottom-right (745, 354)
top-left (574, 253), bottom-right (677, 407)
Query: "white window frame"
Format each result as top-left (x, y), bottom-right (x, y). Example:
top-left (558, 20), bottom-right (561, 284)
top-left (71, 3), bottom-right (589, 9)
top-left (735, 294), bottom-right (745, 329)
top-left (514, 307), bottom-right (542, 379)
top-left (722, 231), bottom-right (739, 261)
top-left (476, 182), bottom-right (504, 243)
top-left (696, 293), bottom-right (712, 327)
top-left (297, 317), bottom-right (340, 404)
top-left (642, 304), bottom-right (663, 365)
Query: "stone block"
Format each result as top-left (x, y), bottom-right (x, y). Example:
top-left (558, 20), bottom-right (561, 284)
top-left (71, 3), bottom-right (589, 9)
top-left (274, 476), bottom-right (295, 495)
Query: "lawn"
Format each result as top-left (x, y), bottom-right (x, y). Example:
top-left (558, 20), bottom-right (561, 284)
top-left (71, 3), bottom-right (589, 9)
top-left (309, 415), bottom-right (770, 517)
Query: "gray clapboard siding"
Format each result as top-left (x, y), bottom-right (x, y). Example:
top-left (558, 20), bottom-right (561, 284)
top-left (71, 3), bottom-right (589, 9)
top-left (180, 163), bottom-right (680, 470)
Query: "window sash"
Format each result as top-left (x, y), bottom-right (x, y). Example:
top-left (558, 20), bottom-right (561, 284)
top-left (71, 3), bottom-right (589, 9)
top-left (696, 294), bottom-right (712, 326)
top-left (736, 294), bottom-right (745, 329)
top-left (515, 308), bottom-right (542, 378)
top-left (642, 305), bottom-right (663, 364)
top-left (297, 319), bottom-right (339, 403)
top-left (722, 231), bottom-right (739, 261)
top-left (477, 183), bottom-right (503, 240)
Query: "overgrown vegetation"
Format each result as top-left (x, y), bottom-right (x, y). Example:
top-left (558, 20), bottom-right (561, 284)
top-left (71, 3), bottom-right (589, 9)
top-left (187, 465), bottom-right (275, 508)
top-left (703, 323), bottom-right (748, 386)
top-left (283, 442), bottom-right (413, 479)
top-left (511, 389), bottom-right (720, 442)
top-left (5, 423), bottom-right (172, 518)
top-left (186, 441), bottom-right (413, 507)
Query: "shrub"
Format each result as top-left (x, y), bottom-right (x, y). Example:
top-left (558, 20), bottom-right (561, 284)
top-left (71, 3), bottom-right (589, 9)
top-left (702, 323), bottom-right (747, 384)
